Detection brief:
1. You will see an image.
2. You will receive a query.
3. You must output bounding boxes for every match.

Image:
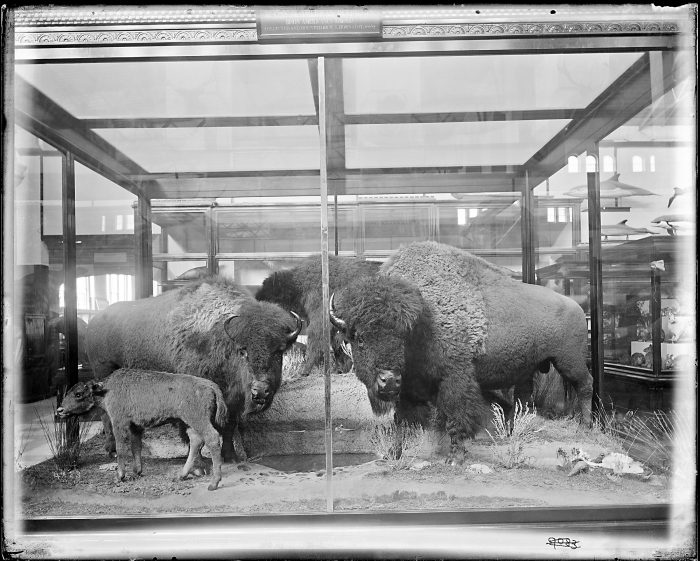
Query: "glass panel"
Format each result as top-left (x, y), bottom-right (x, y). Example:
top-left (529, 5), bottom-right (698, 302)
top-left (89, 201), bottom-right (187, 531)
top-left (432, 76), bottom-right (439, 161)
top-left (361, 203), bottom-right (432, 253)
top-left (16, 59), bottom-right (317, 119)
top-left (95, 126), bottom-right (320, 173)
top-left (598, 55), bottom-right (695, 385)
top-left (327, 48), bottom-right (688, 514)
top-left (152, 260), bottom-right (209, 294)
top-left (217, 207), bottom-right (321, 254)
top-left (14, 55), bottom-right (326, 518)
top-left (75, 164), bottom-right (137, 334)
top-left (437, 194), bottom-right (522, 252)
top-left (343, 54), bottom-right (643, 114)
top-left (152, 211), bottom-right (208, 255)
top-left (346, 121), bottom-right (570, 168)
top-left (13, 128), bottom-right (65, 432)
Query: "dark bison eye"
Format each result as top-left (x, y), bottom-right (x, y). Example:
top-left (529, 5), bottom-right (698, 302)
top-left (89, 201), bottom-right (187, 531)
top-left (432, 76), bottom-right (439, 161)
top-left (238, 348), bottom-right (248, 360)
top-left (75, 392), bottom-right (82, 398)
top-left (356, 336), bottom-right (365, 349)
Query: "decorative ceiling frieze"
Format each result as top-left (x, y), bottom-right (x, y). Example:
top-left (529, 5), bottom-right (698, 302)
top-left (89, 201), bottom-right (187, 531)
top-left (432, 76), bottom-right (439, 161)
top-left (382, 21), bottom-right (679, 39)
top-left (12, 5), bottom-right (682, 47)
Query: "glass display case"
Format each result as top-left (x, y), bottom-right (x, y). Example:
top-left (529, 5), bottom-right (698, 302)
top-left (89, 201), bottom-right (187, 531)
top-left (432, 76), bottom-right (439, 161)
top-left (3, 4), bottom-right (696, 559)
top-left (601, 236), bottom-right (694, 377)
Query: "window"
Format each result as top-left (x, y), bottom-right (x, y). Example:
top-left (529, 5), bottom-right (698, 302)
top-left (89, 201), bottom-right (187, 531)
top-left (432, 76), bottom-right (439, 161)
top-left (632, 155), bottom-right (645, 172)
top-left (603, 155), bottom-right (615, 172)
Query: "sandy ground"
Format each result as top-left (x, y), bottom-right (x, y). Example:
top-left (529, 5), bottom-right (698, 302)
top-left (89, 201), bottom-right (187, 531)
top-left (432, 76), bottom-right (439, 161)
top-left (19, 418), bottom-right (670, 517)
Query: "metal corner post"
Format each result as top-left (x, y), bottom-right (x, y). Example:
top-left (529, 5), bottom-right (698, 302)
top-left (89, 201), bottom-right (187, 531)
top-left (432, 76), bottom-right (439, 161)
top-left (318, 55), bottom-right (334, 512)
top-left (520, 171), bottom-right (536, 284)
top-left (586, 147), bottom-right (604, 413)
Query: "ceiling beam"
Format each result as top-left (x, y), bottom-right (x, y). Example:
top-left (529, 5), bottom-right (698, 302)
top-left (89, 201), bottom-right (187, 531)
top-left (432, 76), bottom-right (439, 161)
top-left (81, 115), bottom-right (319, 128)
top-left (149, 170), bottom-right (518, 199)
top-left (14, 76), bottom-right (163, 199)
top-left (522, 51), bottom-right (679, 187)
top-left (345, 109), bottom-right (585, 125)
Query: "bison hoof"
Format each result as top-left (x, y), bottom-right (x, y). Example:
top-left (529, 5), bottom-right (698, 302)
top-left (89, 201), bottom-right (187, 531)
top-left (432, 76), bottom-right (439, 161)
top-left (237, 463), bottom-right (251, 472)
top-left (207, 482), bottom-right (220, 491)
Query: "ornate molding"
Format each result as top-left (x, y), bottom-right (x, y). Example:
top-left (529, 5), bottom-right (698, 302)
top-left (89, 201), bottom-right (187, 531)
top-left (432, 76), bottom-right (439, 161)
top-left (15, 28), bottom-right (258, 46)
top-left (13, 7), bottom-right (256, 26)
top-left (383, 21), bottom-right (680, 38)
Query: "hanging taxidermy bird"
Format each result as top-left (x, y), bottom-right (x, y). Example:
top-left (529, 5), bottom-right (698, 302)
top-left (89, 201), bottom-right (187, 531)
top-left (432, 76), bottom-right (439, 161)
top-left (667, 187), bottom-right (688, 208)
top-left (601, 220), bottom-right (656, 240)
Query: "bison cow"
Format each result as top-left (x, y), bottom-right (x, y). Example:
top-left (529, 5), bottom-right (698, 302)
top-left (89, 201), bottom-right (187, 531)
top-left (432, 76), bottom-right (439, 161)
top-left (256, 255), bottom-right (380, 376)
top-left (86, 276), bottom-right (301, 462)
top-left (330, 241), bottom-right (593, 464)
top-left (57, 369), bottom-right (227, 490)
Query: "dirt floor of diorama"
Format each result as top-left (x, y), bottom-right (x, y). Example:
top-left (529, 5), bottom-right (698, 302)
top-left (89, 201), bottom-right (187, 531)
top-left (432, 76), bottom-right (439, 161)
top-left (19, 419), bottom-right (670, 517)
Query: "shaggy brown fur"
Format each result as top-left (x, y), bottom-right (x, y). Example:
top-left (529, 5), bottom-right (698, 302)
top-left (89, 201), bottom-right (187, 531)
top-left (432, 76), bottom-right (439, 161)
top-left (332, 241), bottom-right (593, 464)
top-left (256, 255), bottom-right (380, 376)
top-left (86, 276), bottom-right (300, 462)
top-left (57, 369), bottom-right (227, 490)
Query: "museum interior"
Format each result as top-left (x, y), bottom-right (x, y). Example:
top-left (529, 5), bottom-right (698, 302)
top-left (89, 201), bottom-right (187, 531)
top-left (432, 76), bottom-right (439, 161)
top-left (4, 5), bottom-right (696, 550)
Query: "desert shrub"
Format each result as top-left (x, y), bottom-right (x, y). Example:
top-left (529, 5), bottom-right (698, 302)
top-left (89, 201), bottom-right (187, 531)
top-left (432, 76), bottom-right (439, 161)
top-left (35, 404), bottom-right (93, 474)
top-left (486, 399), bottom-right (543, 469)
top-left (613, 410), bottom-right (691, 474)
top-left (370, 421), bottom-right (425, 470)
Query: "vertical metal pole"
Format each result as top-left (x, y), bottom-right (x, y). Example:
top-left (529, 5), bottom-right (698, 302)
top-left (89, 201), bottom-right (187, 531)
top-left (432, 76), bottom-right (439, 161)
top-left (134, 195), bottom-right (153, 299)
top-left (586, 147), bottom-right (604, 413)
top-left (520, 172), bottom-right (535, 284)
top-left (62, 151), bottom-right (79, 443)
top-left (208, 204), bottom-right (218, 274)
top-left (318, 56), bottom-right (333, 512)
top-left (62, 152), bottom-right (79, 388)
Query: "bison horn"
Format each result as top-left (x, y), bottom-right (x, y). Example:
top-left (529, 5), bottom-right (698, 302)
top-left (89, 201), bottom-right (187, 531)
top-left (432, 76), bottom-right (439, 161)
top-left (286, 311), bottom-right (303, 343)
top-left (329, 293), bottom-right (347, 331)
top-left (223, 315), bottom-right (239, 340)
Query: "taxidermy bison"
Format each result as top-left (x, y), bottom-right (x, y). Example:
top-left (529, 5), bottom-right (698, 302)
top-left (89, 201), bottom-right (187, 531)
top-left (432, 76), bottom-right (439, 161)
top-left (57, 369), bottom-right (227, 490)
top-left (86, 276), bottom-right (301, 462)
top-left (256, 255), bottom-right (380, 376)
top-left (330, 241), bottom-right (593, 464)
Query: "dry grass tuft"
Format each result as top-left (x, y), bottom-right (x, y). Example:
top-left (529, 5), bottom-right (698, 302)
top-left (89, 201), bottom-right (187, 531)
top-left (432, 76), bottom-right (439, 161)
top-left (486, 399), bottom-right (544, 469)
top-left (35, 403), bottom-right (94, 475)
top-left (370, 421), bottom-right (426, 470)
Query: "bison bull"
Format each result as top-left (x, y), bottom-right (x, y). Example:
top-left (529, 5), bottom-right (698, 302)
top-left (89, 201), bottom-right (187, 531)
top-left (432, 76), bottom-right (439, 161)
top-left (256, 255), bottom-right (380, 376)
top-left (330, 241), bottom-right (593, 464)
top-left (86, 276), bottom-right (301, 462)
top-left (57, 369), bottom-right (227, 490)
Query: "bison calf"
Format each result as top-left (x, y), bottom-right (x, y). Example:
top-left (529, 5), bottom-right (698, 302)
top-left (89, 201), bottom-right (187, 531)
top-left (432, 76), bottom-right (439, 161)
top-left (57, 369), bottom-right (227, 491)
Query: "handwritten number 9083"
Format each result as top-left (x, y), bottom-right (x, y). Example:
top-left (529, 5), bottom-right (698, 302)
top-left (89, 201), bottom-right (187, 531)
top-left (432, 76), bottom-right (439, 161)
top-left (546, 537), bottom-right (581, 550)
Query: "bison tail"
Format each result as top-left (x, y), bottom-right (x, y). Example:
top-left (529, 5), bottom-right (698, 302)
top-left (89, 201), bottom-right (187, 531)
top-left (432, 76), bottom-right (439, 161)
top-left (214, 391), bottom-right (229, 429)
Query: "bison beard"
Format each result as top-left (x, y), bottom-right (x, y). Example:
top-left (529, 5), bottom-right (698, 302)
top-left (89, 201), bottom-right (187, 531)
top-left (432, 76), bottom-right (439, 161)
top-left (256, 255), bottom-right (380, 376)
top-left (86, 276), bottom-right (301, 463)
top-left (331, 241), bottom-right (593, 465)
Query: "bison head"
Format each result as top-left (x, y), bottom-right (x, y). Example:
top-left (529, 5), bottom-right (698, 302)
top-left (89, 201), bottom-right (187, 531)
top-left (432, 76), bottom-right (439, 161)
top-left (56, 380), bottom-right (106, 418)
top-left (223, 303), bottom-right (302, 414)
top-left (330, 276), bottom-right (424, 415)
